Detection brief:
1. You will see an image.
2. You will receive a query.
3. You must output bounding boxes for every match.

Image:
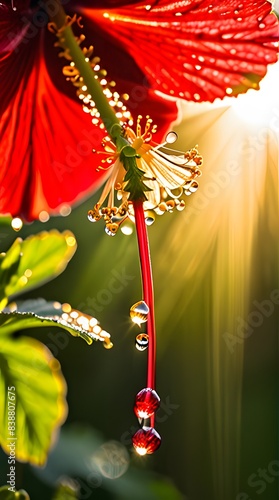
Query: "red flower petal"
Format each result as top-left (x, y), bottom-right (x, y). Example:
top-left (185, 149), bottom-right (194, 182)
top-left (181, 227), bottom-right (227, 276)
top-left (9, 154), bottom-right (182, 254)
top-left (0, 34), bottom-right (108, 220)
top-left (0, 8), bottom-right (178, 220)
top-left (81, 0), bottom-right (279, 102)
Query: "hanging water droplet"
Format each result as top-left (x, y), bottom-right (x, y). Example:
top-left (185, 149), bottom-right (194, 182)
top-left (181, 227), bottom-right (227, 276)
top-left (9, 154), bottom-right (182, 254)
top-left (105, 227), bottom-right (116, 236)
top-left (120, 221), bottom-right (133, 235)
top-left (132, 427), bottom-right (161, 455)
top-left (130, 301), bottom-right (149, 326)
top-left (134, 388), bottom-right (160, 418)
top-left (165, 131), bottom-right (178, 144)
top-left (176, 200), bottom-right (186, 211)
top-left (103, 341), bottom-right (113, 349)
top-left (145, 211), bottom-right (155, 226)
top-left (189, 181), bottom-right (199, 193)
top-left (105, 223), bottom-right (118, 236)
top-left (88, 209), bottom-right (101, 222)
top-left (135, 333), bottom-right (149, 351)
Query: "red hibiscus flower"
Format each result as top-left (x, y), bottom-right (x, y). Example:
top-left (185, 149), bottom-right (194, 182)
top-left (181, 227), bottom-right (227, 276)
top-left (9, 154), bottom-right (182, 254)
top-left (0, 0), bottom-right (278, 221)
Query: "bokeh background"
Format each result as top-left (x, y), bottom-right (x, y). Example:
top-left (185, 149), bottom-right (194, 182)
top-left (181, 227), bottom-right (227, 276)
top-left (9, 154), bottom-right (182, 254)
top-left (0, 62), bottom-right (278, 500)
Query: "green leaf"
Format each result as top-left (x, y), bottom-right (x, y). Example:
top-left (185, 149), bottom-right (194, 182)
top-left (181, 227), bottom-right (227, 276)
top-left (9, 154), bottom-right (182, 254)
top-left (0, 336), bottom-right (67, 466)
top-left (0, 230), bottom-right (77, 308)
top-left (0, 308), bottom-right (111, 347)
top-left (0, 240), bottom-right (22, 310)
top-left (5, 298), bottom-right (63, 316)
top-left (0, 486), bottom-right (30, 500)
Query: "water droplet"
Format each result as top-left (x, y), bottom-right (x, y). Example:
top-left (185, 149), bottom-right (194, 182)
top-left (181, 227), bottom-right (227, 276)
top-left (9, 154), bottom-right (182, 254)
top-left (209, 28), bottom-right (218, 35)
top-left (105, 223), bottom-right (119, 236)
top-left (189, 181), bottom-right (199, 193)
top-left (145, 212), bottom-right (155, 226)
top-left (11, 217), bottom-right (23, 231)
top-left (134, 388), bottom-right (160, 418)
top-left (165, 131), bottom-right (177, 144)
top-left (132, 427), bottom-right (161, 455)
top-left (120, 222), bottom-right (133, 235)
top-left (103, 341), bottom-right (113, 349)
top-left (105, 228), bottom-right (116, 236)
top-left (135, 333), bottom-right (149, 351)
top-left (88, 209), bottom-right (101, 222)
top-left (176, 200), bottom-right (186, 211)
top-left (130, 301), bottom-right (149, 326)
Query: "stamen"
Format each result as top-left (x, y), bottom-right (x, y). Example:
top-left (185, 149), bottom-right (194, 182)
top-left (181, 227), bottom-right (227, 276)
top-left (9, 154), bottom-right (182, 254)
top-left (49, 17), bottom-right (132, 128)
top-left (87, 116), bottom-right (202, 236)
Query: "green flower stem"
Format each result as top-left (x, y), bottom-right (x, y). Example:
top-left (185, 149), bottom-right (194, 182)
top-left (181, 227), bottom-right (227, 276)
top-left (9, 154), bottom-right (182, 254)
top-left (47, 1), bottom-right (124, 144)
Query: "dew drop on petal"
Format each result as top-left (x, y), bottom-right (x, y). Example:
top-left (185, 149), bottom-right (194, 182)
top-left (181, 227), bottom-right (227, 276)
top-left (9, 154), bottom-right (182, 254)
top-left (165, 131), bottom-right (178, 144)
top-left (134, 388), bottom-right (160, 418)
top-left (130, 301), bottom-right (149, 325)
top-left (132, 427), bottom-right (161, 455)
top-left (135, 333), bottom-right (149, 351)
